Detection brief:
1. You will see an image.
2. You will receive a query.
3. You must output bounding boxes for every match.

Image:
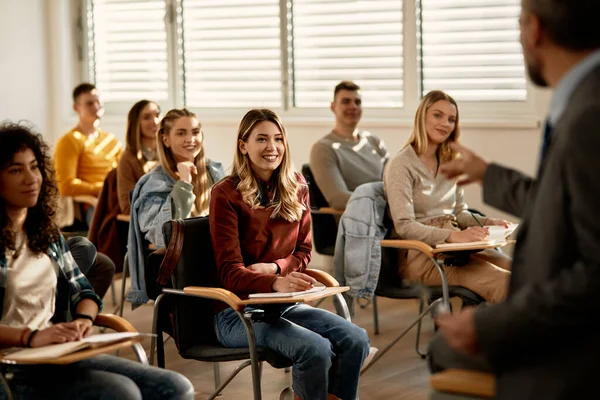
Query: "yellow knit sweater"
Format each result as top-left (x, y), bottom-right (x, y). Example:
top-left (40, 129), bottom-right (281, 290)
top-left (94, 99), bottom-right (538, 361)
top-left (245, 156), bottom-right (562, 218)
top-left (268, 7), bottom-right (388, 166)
top-left (54, 128), bottom-right (122, 197)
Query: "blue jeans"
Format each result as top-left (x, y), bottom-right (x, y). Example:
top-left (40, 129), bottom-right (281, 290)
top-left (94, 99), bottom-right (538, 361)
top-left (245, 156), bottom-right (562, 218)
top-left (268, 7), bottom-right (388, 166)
top-left (0, 354), bottom-right (194, 400)
top-left (214, 303), bottom-right (370, 400)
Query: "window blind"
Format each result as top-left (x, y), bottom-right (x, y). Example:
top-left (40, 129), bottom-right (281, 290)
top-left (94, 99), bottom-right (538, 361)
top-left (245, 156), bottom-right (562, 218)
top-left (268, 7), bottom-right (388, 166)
top-left (87, 0), bottom-right (170, 103)
top-left (180, 0), bottom-right (283, 108)
top-left (420, 0), bottom-right (526, 102)
top-left (290, 0), bottom-right (404, 108)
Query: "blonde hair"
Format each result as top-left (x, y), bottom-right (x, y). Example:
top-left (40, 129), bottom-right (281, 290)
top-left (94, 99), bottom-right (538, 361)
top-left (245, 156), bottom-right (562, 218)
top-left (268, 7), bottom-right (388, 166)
top-left (157, 108), bottom-right (212, 216)
top-left (232, 109), bottom-right (305, 222)
top-left (125, 100), bottom-right (160, 172)
top-left (405, 90), bottom-right (460, 164)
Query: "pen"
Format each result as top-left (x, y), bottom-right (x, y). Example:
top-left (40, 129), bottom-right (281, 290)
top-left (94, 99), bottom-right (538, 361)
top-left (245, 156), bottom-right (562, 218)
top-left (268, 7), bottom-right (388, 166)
top-left (470, 212), bottom-right (484, 227)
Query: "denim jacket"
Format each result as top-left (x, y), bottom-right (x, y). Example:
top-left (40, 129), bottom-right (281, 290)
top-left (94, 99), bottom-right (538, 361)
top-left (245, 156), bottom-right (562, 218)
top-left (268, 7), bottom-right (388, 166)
top-left (0, 233), bottom-right (103, 323)
top-left (333, 182), bottom-right (388, 300)
top-left (126, 160), bottom-right (225, 306)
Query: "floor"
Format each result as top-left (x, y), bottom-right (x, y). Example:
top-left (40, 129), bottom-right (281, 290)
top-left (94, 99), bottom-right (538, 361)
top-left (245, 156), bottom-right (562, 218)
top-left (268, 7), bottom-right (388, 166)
top-left (106, 273), bottom-right (437, 400)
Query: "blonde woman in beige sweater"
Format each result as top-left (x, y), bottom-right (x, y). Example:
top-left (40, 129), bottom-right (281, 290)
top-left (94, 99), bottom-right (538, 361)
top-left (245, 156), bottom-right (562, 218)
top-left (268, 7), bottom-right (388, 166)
top-left (383, 90), bottom-right (511, 302)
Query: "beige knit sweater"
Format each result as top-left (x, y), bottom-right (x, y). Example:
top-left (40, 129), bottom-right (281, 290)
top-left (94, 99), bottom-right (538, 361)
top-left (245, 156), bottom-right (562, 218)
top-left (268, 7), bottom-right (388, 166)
top-left (383, 145), bottom-right (482, 246)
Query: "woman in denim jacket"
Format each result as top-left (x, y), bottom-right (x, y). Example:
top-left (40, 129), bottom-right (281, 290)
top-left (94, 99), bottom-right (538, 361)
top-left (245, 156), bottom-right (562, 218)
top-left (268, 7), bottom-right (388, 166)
top-left (0, 122), bottom-right (193, 399)
top-left (127, 109), bottom-right (225, 306)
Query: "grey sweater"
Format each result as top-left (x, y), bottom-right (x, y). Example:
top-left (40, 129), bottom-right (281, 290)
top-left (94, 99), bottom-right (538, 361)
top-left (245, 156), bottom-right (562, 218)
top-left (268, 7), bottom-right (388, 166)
top-left (309, 131), bottom-right (389, 209)
top-left (383, 145), bottom-right (481, 246)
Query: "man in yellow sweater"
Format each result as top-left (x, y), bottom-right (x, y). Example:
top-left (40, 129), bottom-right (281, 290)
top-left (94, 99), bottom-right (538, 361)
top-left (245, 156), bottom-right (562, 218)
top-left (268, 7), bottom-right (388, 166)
top-left (54, 83), bottom-right (122, 199)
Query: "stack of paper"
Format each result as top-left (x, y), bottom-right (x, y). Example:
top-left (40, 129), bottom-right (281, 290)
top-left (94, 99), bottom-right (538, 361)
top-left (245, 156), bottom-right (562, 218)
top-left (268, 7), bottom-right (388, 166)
top-left (248, 284), bottom-right (326, 299)
top-left (485, 223), bottom-right (519, 241)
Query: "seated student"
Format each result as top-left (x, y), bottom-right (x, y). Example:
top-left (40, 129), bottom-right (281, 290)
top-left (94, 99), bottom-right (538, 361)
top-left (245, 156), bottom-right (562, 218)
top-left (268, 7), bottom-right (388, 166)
top-left (117, 100), bottom-right (161, 214)
top-left (127, 109), bottom-right (225, 306)
top-left (0, 122), bottom-right (193, 400)
top-left (210, 109), bottom-right (370, 400)
top-left (383, 90), bottom-right (512, 303)
top-left (54, 83), bottom-right (122, 226)
top-left (309, 80), bottom-right (390, 209)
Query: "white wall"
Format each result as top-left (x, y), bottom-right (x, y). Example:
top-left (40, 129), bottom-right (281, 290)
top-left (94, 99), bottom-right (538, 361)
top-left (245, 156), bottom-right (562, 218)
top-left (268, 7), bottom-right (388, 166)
top-left (0, 0), bottom-right (50, 135)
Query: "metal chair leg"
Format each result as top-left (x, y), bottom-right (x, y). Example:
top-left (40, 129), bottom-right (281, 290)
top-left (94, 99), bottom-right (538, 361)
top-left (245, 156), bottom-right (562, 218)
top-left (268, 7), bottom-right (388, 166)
top-left (332, 293), bottom-right (351, 321)
top-left (132, 342), bottom-right (149, 365)
top-left (213, 363), bottom-right (221, 392)
top-left (208, 360), bottom-right (252, 400)
top-left (238, 311), bottom-right (263, 400)
top-left (150, 293), bottom-right (166, 367)
top-left (373, 295), bottom-right (380, 335)
top-left (118, 254), bottom-right (129, 317)
top-left (110, 280), bottom-right (117, 305)
top-left (415, 296), bottom-right (427, 359)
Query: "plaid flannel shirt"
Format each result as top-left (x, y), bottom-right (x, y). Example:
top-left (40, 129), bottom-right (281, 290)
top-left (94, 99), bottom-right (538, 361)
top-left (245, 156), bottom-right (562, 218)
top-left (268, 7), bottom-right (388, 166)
top-left (0, 233), bottom-right (103, 321)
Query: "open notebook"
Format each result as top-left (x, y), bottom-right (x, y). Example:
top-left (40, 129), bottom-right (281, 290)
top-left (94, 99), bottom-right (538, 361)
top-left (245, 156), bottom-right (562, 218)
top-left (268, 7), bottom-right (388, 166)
top-left (248, 284), bottom-right (327, 299)
top-left (435, 224), bottom-right (519, 250)
top-left (1, 332), bottom-right (141, 362)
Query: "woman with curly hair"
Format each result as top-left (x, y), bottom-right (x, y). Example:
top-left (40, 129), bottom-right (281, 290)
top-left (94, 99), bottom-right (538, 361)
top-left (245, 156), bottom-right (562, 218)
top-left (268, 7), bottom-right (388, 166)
top-left (209, 109), bottom-right (370, 400)
top-left (0, 122), bottom-right (193, 399)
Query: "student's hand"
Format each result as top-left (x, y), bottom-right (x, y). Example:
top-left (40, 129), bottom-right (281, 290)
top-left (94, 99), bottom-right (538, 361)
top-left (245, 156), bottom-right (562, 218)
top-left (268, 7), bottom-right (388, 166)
top-left (447, 227), bottom-right (489, 243)
top-left (72, 318), bottom-right (94, 338)
top-left (248, 263), bottom-right (278, 274)
top-left (29, 322), bottom-right (82, 347)
top-left (484, 218), bottom-right (511, 228)
top-left (176, 161), bottom-right (197, 184)
top-left (272, 272), bottom-right (317, 293)
top-left (436, 307), bottom-right (480, 356)
top-left (439, 143), bottom-right (489, 186)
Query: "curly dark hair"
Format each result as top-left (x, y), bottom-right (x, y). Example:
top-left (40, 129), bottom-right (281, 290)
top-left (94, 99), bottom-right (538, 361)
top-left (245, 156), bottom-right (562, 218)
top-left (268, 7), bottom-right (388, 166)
top-left (0, 121), bottom-right (60, 255)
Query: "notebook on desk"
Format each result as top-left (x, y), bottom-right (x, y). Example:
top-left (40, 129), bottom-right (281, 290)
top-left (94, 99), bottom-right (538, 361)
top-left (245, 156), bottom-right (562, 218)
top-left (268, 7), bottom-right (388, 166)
top-left (434, 224), bottom-right (519, 250)
top-left (1, 332), bottom-right (142, 362)
top-left (248, 284), bottom-right (327, 299)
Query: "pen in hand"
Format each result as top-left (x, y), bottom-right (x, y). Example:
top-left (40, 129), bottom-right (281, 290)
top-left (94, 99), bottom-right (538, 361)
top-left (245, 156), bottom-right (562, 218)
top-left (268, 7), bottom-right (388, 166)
top-left (470, 212), bottom-right (484, 227)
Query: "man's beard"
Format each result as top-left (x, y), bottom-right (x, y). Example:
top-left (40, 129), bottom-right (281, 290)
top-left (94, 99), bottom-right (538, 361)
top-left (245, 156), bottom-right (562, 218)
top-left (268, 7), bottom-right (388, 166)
top-left (525, 56), bottom-right (548, 87)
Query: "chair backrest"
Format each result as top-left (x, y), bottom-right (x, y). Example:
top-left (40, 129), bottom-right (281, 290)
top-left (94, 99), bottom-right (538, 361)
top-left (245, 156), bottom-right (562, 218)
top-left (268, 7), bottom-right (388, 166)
top-left (161, 216), bottom-right (221, 353)
top-left (301, 164), bottom-right (339, 256)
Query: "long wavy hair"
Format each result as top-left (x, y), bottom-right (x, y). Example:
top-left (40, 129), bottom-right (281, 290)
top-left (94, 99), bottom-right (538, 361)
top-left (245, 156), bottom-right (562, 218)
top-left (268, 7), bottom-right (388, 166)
top-left (0, 122), bottom-right (60, 256)
top-left (125, 99), bottom-right (160, 172)
top-left (156, 108), bottom-right (212, 216)
top-left (405, 90), bottom-right (461, 164)
top-left (232, 109), bottom-right (305, 222)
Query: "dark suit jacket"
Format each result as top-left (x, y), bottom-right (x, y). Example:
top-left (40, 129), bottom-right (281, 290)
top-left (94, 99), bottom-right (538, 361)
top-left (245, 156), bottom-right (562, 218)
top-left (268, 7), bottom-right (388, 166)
top-left (474, 64), bottom-right (600, 399)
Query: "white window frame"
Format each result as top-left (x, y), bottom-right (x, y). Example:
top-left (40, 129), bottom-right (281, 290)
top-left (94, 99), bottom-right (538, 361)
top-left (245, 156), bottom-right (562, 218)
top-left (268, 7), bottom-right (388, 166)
top-left (78, 0), bottom-right (539, 128)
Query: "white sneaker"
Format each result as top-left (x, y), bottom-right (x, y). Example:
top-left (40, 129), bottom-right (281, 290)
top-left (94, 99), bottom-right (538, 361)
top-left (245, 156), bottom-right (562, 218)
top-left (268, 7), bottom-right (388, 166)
top-left (361, 346), bottom-right (379, 373)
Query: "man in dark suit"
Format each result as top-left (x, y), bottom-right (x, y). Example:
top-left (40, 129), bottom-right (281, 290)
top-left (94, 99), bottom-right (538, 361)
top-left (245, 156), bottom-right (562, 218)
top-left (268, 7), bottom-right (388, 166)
top-left (428, 0), bottom-right (600, 398)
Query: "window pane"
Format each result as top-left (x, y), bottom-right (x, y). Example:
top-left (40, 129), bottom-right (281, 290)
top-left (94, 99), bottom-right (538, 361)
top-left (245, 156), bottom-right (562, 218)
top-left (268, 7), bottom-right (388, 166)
top-left (88, 0), bottom-right (169, 102)
top-left (291, 0), bottom-right (403, 108)
top-left (181, 0), bottom-right (282, 108)
top-left (420, 0), bottom-right (527, 101)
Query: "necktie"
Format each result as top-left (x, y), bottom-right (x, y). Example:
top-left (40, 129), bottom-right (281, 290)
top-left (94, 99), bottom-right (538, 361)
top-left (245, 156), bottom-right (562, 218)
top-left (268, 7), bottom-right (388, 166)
top-left (537, 119), bottom-right (553, 176)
